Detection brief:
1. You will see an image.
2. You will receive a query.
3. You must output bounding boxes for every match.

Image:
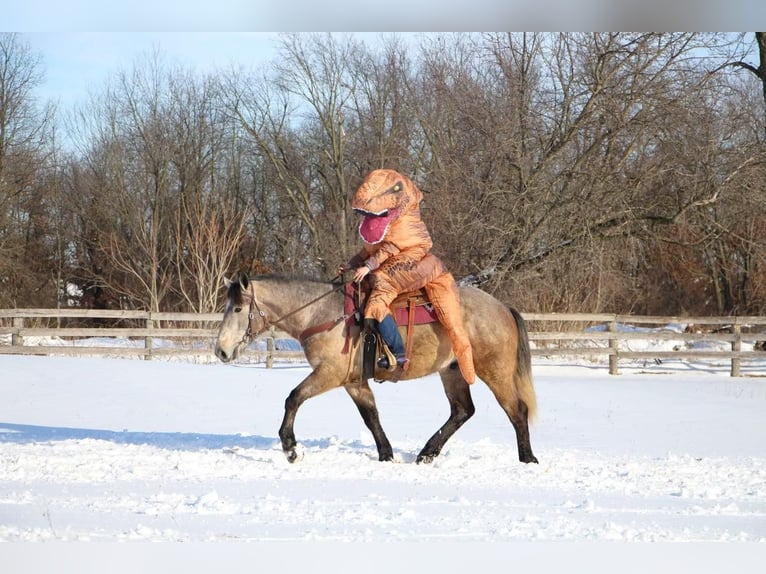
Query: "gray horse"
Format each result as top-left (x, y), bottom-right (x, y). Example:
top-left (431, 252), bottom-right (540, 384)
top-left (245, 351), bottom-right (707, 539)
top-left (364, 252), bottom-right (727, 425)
top-left (215, 273), bottom-right (538, 465)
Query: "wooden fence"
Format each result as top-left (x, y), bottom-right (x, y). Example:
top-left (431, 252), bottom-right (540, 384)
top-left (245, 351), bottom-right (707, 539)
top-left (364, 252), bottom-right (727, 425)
top-left (2, 309), bottom-right (766, 376)
top-left (523, 313), bottom-right (766, 376)
top-left (0, 308), bottom-right (303, 366)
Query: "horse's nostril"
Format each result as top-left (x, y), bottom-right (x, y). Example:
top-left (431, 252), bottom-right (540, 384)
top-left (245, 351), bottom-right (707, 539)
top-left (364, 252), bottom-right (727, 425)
top-left (216, 348), bottom-right (227, 361)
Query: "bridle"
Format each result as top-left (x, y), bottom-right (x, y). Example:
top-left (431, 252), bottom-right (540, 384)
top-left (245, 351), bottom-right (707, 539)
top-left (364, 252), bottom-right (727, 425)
top-left (236, 279), bottom-right (349, 346)
top-left (240, 288), bottom-right (270, 346)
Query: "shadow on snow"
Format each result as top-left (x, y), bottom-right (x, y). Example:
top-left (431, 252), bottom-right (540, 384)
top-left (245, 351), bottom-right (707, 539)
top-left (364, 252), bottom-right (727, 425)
top-left (0, 421), bottom-right (279, 452)
top-left (0, 422), bottom-right (404, 461)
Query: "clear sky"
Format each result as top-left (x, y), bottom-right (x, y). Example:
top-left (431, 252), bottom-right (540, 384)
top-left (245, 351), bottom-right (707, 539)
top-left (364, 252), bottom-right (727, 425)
top-left (25, 33), bottom-right (280, 111)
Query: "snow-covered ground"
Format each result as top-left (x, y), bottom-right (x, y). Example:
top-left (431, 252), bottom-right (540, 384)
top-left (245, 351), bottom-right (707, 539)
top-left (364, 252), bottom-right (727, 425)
top-left (1, 347), bottom-right (765, 571)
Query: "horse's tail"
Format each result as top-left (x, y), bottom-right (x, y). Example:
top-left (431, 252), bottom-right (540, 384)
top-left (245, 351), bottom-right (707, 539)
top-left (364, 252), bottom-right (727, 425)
top-left (509, 306), bottom-right (537, 422)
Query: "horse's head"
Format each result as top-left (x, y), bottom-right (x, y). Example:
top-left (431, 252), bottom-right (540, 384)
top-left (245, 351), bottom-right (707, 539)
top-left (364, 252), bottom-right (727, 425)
top-left (215, 272), bottom-right (265, 363)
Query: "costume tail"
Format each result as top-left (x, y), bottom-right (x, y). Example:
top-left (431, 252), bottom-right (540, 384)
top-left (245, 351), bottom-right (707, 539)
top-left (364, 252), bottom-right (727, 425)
top-left (424, 273), bottom-right (476, 384)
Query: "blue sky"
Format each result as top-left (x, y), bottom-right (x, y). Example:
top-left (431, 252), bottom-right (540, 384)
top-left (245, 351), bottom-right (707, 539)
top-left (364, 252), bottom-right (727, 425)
top-left (25, 33), bottom-right (280, 110)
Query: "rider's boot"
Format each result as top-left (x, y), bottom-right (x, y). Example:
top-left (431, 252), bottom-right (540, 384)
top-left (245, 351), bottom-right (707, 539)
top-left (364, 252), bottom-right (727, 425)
top-left (375, 315), bottom-right (407, 370)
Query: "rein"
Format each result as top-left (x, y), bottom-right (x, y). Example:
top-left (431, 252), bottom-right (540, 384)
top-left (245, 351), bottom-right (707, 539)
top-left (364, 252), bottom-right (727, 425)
top-left (241, 279), bottom-right (350, 345)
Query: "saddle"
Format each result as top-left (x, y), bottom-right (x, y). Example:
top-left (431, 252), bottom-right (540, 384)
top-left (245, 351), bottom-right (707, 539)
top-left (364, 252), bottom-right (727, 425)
top-left (346, 281), bottom-right (439, 380)
top-left (345, 282), bottom-right (438, 326)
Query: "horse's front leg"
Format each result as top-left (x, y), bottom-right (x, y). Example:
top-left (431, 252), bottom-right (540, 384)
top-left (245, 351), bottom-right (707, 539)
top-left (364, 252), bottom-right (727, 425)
top-left (345, 380), bottom-right (394, 461)
top-left (278, 366), bottom-right (339, 463)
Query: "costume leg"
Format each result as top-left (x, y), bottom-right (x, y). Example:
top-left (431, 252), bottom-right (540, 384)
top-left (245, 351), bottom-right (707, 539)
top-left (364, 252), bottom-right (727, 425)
top-left (365, 256), bottom-right (441, 365)
top-left (364, 255), bottom-right (441, 320)
top-left (364, 271), bottom-right (401, 323)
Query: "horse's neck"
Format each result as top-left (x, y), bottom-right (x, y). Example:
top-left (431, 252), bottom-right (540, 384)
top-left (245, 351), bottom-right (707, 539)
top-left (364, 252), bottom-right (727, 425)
top-left (254, 279), bottom-right (341, 337)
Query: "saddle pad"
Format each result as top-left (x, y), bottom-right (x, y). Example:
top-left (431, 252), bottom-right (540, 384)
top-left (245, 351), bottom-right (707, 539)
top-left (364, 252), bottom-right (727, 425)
top-left (393, 302), bottom-right (438, 326)
top-left (345, 282), bottom-right (438, 326)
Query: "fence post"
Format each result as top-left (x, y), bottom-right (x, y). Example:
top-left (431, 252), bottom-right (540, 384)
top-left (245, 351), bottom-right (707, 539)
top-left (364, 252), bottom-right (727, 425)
top-left (608, 319), bottom-right (619, 375)
top-left (266, 326), bottom-right (275, 369)
top-left (731, 323), bottom-right (741, 377)
top-left (12, 317), bottom-right (23, 347)
top-left (144, 317), bottom-right (153, 361)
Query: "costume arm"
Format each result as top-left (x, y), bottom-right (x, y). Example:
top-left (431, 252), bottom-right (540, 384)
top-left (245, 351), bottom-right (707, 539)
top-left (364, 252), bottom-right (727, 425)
top-left (345, 250), bottom-right (368, 269)
top-left (365, 242), bottom-right (400, 270)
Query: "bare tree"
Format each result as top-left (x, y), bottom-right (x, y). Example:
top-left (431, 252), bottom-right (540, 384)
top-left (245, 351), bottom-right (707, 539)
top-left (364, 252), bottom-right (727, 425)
top-left (720, 32), bottom-right (766, 137)
top-left (173, 198), bottom-right (250, 313)
top-left (403, 33), bottom-right (750, 312)
top-left (230, 33), bottom-right (367, 274)
top-left (13, 32), bottom-right (765, 317)
top-left (0, 33), bottom-right (56, 307)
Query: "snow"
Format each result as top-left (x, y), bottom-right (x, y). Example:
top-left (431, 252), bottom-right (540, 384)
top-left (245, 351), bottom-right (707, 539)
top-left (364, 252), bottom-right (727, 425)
top-left (1, 350), bottom-right (765, 570)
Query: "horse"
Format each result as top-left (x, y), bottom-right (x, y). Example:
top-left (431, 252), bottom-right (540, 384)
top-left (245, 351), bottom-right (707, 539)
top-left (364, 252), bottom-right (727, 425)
top-left (214, 272), bottom-right (538, 465)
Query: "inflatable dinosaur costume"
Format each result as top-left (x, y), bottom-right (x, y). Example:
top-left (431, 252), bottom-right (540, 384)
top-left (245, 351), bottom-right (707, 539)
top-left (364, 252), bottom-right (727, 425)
top-left (342, 169), bottom-right (476, 384)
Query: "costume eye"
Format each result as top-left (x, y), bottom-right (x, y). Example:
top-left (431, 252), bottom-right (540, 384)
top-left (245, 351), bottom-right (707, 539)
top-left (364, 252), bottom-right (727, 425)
top-left (383, 182), bottom-right (403, 195)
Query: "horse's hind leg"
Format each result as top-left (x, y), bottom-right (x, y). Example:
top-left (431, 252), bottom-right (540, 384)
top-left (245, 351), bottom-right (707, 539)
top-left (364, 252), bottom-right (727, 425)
top-left (484, 374), bottom-right (538, 464)
top-left (509, 399), bottom-right (537, 463)
top-left (345, 381), bottom-right (394, 461)
top-left (416, 365), bottom-right (475, 464)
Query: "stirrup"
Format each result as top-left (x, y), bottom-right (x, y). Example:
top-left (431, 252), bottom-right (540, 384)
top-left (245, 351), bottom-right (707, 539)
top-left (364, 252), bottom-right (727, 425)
top-left (377, 340), bottom-right (398, 372)
top-left (376, 354), bottom-right (408, 371)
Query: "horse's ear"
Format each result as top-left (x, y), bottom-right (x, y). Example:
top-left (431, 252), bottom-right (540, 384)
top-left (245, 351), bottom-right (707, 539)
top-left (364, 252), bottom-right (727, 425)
top-left (238, 272), bottom-right (250, 289)
top-left (223, 276), bottom-right (233, 289)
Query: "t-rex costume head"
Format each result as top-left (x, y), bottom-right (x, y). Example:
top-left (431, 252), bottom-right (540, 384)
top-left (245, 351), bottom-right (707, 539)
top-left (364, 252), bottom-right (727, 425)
top-left (352, 169), bottom-right (423, 245)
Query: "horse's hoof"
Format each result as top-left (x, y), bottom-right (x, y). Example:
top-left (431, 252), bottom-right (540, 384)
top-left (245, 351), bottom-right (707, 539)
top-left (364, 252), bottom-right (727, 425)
top-left (416, 453), bottom-right (436, 464)
top-left (284, 444), bottom-right (305, 463)
top-left (521, 454), bottom-right (539, 464)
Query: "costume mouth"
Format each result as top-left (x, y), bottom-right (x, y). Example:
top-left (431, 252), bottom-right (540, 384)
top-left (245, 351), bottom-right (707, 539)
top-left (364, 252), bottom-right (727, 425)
top-left (354, 207), bottom-right (389, 217)
top-left (356, 207), bottom-right (401, 244)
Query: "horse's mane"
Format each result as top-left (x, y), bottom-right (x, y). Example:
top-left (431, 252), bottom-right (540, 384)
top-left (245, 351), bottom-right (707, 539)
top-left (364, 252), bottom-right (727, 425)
top-left (251, 273), bottom-right (331, 285)
top-left (228, 273), bottom-right (336, 305)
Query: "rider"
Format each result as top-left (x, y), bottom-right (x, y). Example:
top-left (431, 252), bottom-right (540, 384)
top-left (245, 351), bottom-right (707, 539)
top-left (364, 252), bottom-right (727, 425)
top-left (339, 169), bottom-right (476, 384)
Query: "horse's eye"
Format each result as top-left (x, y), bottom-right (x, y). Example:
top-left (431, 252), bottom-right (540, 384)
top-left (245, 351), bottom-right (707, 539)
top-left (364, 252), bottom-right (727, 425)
top-left (234, 307), bottom-right (243, 313)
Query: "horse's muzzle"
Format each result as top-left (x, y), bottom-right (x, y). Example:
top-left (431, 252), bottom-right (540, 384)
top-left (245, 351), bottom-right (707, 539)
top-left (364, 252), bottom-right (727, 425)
top-left (215, 345), bottom-right (234, 363)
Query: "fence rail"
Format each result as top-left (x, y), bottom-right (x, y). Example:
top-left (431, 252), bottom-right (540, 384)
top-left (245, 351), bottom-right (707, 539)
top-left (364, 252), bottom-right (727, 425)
top-left (523, 312), bottom-right (766, 376)
top-left (0, 308), bottom-right (302, 366)
top-left (2, 309), bottom-right (766, 376)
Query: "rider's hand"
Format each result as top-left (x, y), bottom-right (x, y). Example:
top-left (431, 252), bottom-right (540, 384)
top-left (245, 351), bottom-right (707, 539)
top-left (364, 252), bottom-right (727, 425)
top-left (337, 263), bottom-right (348, 275)
top-left (353, 265), bottom-right (370, 283)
